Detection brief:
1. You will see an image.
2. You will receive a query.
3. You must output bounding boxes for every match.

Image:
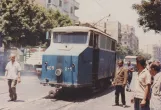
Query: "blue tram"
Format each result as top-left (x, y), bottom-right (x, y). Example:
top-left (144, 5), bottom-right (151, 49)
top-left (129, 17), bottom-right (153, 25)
top-left (40, 26), bottom-right (116, 90)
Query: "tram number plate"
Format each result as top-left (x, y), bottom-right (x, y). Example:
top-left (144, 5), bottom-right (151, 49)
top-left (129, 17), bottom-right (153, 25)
top-left (47, 66), bottom-right (54, 70)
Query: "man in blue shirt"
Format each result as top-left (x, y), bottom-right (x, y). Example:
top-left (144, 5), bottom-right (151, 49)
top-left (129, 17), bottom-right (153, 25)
top-left (126, 61), bottom-right (134, 92)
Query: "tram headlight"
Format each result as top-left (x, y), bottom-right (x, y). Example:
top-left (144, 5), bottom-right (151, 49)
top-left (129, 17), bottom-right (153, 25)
top-left (55, 69), bottom-right (62, 76)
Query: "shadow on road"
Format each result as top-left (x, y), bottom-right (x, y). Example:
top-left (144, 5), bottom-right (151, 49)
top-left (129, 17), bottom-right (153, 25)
top-left (45, 86), bottom-right (115, 103)
top-left (14, 100), bottom-right (25, 102)
top-left (116, 104), bottom-right (131, 108)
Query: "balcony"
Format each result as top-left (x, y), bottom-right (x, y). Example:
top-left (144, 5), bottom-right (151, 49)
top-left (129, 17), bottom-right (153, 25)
top-left (74, 0), bottom-right (79, 10)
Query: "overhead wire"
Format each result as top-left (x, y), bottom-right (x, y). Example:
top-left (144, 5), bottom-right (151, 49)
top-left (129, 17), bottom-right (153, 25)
top-left (92, 0), bottom-right (111, 27)
top-left (93, 0), bottom-right (106, 11)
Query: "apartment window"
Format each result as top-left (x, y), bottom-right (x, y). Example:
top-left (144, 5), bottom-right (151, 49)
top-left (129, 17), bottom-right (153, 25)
top-left (59, 0), bottom-right (62, 7)
top-left (124, 42), bottom-right (127, 44)
top-left (48, 0), bottom-right (51, 3)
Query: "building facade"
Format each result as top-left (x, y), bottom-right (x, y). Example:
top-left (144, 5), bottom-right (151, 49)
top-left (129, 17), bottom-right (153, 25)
top-left (34, 0), bottom-right (79, 23)
top-left (121, 25), bottom-right (139, 51)
top-left (147, 44), bottom-right (161, 61)
top-left (106, 21), bottom-right (122, 44)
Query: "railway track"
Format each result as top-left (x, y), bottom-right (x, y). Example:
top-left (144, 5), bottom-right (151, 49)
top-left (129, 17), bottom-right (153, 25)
top-left (0, 92), bottom-right (8, 95)
top-left (0, 86), bottom-right (114, 110)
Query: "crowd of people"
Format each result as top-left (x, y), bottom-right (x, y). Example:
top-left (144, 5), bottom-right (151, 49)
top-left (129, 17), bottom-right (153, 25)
top-left (112, 56), bottom-right (161, 110)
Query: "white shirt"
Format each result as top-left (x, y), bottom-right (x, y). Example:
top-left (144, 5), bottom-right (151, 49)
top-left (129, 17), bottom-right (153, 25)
top-left (5, 61), bottom-right (21, 80)
top-left (150, 73), bottom-right (161, 110)
top-left (134, 68), bottom-right (151, 99)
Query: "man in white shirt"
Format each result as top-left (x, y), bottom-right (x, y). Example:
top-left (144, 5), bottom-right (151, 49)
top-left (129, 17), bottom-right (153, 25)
top-left (149, 62), bottom-right (161, 110)
top-left (131, 56), bottom-right (151, 110)
top-left (5, 54), bottom-right (21, 101)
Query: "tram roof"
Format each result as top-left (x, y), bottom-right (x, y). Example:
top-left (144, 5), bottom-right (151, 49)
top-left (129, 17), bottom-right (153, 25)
top-left (52, 26), bottom-right (114, 40)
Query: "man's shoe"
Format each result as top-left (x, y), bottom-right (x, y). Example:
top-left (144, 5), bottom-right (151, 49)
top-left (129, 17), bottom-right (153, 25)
top-left (13, 94), bottom-right (17, 101)
top-left (123, 105), bottom-right (126, 108)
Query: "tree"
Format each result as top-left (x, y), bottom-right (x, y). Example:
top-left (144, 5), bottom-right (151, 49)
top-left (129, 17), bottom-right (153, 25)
top-left (116, 44), bottom-right (134, 59)
top-left (132, 0), bottom-right (161, 33)
top-left (143, 53), bottom-right (152, 60)
top-left (133, 50), bottom-right (151, 60)
top-left (0, 0), bottom-right (72, 47)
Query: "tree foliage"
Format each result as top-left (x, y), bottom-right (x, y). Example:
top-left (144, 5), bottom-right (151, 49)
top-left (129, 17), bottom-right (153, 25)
top-left (116, 44), bottom-right (151, 60)
top-left (132, 0), bottom-right (161, 33)
top-left (116, 44), bottom-right (134, 59)
top-left (0, 0), bottom-right (72, 47)
top-left (133, 50), bottom-right (151, 60)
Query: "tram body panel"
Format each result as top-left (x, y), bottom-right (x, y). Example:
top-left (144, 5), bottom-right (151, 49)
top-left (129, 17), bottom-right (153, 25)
top-left (77, 48), bottom-right (116, 86)
top-left (42, 55), bottom-right (79, 85)
top-left (78, 48), bottom-right (93, 86)
top-left (98, 50), bottom-right (116, 79)
top-left (41, 44), bottom-right (87, 87)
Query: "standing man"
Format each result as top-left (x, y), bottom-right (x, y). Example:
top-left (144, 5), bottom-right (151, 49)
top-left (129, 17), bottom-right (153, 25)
top-left (5, 54), bottom-right (21, 101)
top-left (112, 60), bottom-right (128, 108)
top-left (131, 56), bottom-right (151, 110)
top-left (126, 61), bottom-right (134, 92)
top-left (149, 62), bottom-right (161, 110)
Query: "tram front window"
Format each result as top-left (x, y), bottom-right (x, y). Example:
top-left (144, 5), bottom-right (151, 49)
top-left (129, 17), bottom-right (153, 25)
top-left (53, 32), bottom-right (88, 44)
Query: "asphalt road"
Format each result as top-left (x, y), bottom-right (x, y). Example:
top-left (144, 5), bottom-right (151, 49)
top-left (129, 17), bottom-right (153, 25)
top-left (0, 72), bottom-right (137, 110)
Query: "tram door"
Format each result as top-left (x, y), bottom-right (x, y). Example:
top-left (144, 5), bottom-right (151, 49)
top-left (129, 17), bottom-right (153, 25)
top-left (90, 32), bottom-right (99, 87)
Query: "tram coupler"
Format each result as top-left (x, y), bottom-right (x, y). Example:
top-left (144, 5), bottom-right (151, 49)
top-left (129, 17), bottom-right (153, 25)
top-left (55, 86), bottom-right (63, 92)
top-left (47, 86), bottom-right (62, 99)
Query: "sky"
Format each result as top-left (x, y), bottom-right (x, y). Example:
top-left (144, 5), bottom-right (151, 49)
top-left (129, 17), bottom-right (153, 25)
top-left (75, 0), bottom-right (161, 52)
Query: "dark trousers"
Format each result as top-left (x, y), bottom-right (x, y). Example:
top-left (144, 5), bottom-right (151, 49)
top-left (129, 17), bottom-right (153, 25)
top-left (115, 85), bottom-right (126, 105)
top-left (127, 77), bottom-right (132, 90)
top-left (8, 79), bottom-right (17, 100)
top-left (134, 98), bottom-right (150, 110)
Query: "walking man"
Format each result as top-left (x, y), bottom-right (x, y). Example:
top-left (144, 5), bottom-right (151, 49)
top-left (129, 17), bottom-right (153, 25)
top-left (5, 54), bottom-right (21, 101)
top-left (112, 60), bottom-right (128, 108)
top-left (131, 56), bottom-right (151, 110)
top-left (126, 61), bottom-right (134, 92)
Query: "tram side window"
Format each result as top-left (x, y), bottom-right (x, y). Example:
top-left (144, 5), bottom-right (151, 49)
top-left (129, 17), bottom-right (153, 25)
top-left (99, 34), bottom-right (106, 49)
top-left (106, 37), bottom-right (111, 50)
top-left (94, 33), bottom-right (99, 48)
top-left (89, 32), bottom-right (94, 46)
top-left (111, 41), bottom-right (116, 51)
